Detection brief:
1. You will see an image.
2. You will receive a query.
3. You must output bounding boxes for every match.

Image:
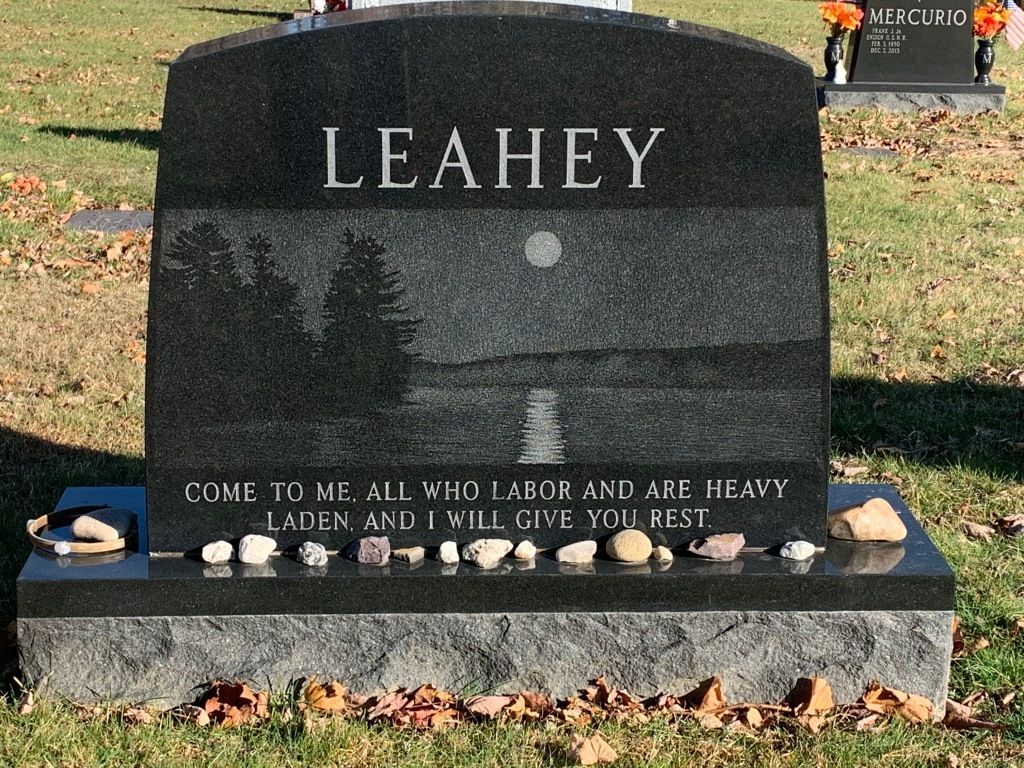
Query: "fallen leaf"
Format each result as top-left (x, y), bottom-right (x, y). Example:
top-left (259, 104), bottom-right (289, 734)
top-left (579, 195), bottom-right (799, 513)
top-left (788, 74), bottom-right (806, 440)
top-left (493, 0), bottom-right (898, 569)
top-left (788, 676), bottom-right (834, 714)
top-left (795, 713), bottom-right (826, 733)
top-left (17, 691), bottom-right (34, 716)
top-left (464, 694), bottom-right (515, 718)
top-left (122, 707), bottom-right (153, 726)
top-left (997, 515), bottom-right (1024, 537)
top-left (304, 677), bottom-right (350, 713)
top-left (200, 680), bottom-right (270, 727)
top-left (696, 712), bottom-right (725, 730)
top-left (860, 681), bottom-right (933, 723)
top-left (682, 677), bottom-right (726, 713)
top-left (943, 699), bottom-right (1006, 731)
top-left (569, 733), bottom-right (617, 765)
top-left (79, 281), bottom-right (101, 295)
top-left (952, 617), bottom-right (965, 658)
top-left (962, 522), bottom-right (995, 541)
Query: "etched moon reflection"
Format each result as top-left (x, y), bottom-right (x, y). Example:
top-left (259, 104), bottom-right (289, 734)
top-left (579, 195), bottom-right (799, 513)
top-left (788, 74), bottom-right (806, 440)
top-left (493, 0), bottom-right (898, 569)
top-left (524, 230), bottom-right (562, 268)
top-left (517, 387), bottom-right (567, 464)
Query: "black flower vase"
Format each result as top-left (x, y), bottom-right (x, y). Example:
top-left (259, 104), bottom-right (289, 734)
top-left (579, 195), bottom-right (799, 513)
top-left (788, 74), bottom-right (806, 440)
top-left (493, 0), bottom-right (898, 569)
top-left (824, 36), bottom-right (844, 81)
top-left (975, 38), bottom-right (995, 85)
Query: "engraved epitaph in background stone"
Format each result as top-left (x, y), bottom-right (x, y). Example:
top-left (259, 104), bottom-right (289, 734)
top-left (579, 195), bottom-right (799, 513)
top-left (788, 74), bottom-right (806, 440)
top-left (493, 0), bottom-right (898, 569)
top-left (146, 4), bottom-right (829, 553)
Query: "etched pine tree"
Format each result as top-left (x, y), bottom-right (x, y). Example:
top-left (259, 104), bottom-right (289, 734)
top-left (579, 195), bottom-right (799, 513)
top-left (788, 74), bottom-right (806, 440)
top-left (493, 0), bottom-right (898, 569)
top-left (321, 231), bottom-right (420, 406)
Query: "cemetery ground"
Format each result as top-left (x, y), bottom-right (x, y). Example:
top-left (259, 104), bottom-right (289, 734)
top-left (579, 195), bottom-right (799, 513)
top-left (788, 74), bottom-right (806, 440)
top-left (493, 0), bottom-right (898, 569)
top-left (0, 0), bottom-right (1022, 765)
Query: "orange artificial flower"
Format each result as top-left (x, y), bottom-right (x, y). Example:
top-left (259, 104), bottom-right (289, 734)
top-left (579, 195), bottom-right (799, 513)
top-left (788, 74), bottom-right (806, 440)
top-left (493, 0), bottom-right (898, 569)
top-left (973, 1), bottom-right (1011, 39)
top-left (820, 2), bottom-right (865, 36)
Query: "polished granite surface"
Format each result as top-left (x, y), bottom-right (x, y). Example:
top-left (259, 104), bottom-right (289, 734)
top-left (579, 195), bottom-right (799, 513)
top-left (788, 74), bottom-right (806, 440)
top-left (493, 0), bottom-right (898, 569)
top-left (18, 484), bottom-right (952, 617)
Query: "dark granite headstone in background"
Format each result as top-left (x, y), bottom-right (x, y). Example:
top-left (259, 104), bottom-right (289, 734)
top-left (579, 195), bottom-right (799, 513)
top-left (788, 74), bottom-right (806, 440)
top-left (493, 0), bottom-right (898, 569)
top-left (848, 0), bottom-right (974, 84)
top-left (146, 3), bottom-right (829, 553)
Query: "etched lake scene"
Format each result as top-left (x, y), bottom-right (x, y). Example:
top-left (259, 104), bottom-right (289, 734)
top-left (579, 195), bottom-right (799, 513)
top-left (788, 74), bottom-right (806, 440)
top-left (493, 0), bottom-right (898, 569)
top-left (149, 208), bottom-right (825, 470)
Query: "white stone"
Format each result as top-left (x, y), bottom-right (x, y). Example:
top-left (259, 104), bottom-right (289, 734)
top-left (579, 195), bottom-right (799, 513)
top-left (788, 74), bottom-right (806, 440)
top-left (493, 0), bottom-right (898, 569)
top-left (53, 541), bottom-right (71, 556)
top-left (438, 541), bottom-right (459, 564)
top-left (70, 508), bottom-right (134, 542)
top-left (780, 540), bottom-right (815, 561)
top-left (555, 540), bottom-right (597, 564)
top-left (297, 541), bottom-right (328, 567)
top-left (652, 545), bottom-right (673, 563)
top-left (461, 539), bottom-right (513, 569)
top-left (513, 540), bottom-right (537, 560)
top-left (201, 540), bottom-right (234, 564)
top-left (238, 534), bottom-right (276, 565)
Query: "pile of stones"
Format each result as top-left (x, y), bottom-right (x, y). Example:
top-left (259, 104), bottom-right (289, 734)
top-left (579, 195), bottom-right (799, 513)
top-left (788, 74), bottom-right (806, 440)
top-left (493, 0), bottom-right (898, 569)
top-left (198, 497), bottom-right (906, 569)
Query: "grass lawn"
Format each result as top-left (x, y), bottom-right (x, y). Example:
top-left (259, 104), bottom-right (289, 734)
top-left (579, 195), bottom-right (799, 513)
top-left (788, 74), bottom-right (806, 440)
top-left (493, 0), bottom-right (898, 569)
top-left (1, 0), bottom-right (1023, 765)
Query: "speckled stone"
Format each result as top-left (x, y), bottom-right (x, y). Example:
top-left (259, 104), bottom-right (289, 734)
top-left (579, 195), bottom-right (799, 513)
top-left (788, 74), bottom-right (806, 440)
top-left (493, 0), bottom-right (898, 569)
top-left (297, 541), bottom-right (328, 567)
top-left (461, 539), bottom-right (513, 569)
top-left (686, 533), bottom-right (745, 561)
top-left (345, 536), bottom-right (390, 565)
top-left (200, 540), bottom-right (234, 564)
top-left (606, 529), bottom-right (653, 563)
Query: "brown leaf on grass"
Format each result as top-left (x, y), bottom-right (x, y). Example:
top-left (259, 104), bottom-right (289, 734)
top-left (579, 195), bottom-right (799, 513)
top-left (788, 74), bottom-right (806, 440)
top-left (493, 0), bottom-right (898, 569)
top-left (930, 344), bottom-right (947, 360)
top-left (854, 713), bottom-right (881, 731)
top-left (999, 691), bottom-right (1016, 708)
top-left (890, 367), bottom-right (909, 383)
top-left (303, 677), bottom-right (350, 713)
top-left (122, 707), bottom-right (154, 726)
top-left (17, 690), bottom-right (34, 716)
top-left (519, 690), bottom-right (554, 720)
top-left (199, 680), bottom-right (270, 727)
top-left (962, 522), bottom-right (995, 541)
top-left (696, 712), bottom-right (725, 730)
top-left (79, 280), bottom-right (101, 295)
top-left (967, 637), bottom-right (991, 655)
top-left (171, 704), bottom-right (211, 726)
top-left (996, 515), bottom-right (1024, 537)
top-left (366, 689), bottom-right (410, 722)
top-left (1008, 618), bottom-right (1024, 639)
top-left (788, 676), bottom-right (834, 715)
top-left (569, 733), bottom-right (617, 765)
top-left (859, 681), bottom-right (933, 723)
top-left (464, 694), bottom-right (516, 718)
top-left (795, 713), bottom-right (826, 733)
top-left (942, 699), bottom-right (1007, 731)
top-left (743, 707), bottom-right (764, 729)
top-left (682, 676), bottom-right (726, 713)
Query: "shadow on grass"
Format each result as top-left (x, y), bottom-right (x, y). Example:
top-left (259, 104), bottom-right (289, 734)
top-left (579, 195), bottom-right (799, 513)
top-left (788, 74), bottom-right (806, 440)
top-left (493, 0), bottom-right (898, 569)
top-left (832, 376), bottom-right (1024, 481)
top-left (182, 6), bottom-right (295, 22)
top-left (37, 126), bottom-right (160, 152)
top-left (0, 428), bottom-right (144, 628)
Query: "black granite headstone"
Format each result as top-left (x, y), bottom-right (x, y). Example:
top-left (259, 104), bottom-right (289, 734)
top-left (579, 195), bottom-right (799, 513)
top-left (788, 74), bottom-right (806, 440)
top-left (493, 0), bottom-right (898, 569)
top-left (848, 0), bottom-right (974, 84)
top-left (146, 3), bottom-right (829, 553)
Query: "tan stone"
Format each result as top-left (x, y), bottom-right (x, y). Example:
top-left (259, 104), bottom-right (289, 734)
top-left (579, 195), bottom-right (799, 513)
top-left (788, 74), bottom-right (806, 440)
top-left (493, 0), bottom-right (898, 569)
top-left (605, 529), bottom-right (653, 563)
top-left (651, 545), bottom-right (673, 563)
top-left (827, 498), bottom-right (907, 542)
top-left (513, 540), bottom-right (537, 560)
top-left (70, 508), bottom-right (134, 542)
top-left (392, 546), bottom-right (425, 564)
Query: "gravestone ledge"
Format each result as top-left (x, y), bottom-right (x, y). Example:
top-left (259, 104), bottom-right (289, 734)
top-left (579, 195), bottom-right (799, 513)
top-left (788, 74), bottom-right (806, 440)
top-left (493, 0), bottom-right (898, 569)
top-left (18, 484), bottom-right (954, 715)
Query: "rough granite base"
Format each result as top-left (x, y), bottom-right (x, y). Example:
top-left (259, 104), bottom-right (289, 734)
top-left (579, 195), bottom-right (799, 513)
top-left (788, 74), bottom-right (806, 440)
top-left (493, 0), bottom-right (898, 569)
top-left (817, 83), bottom-right (1005, 113)
top-left (19, 610), bottom-right (953, 712)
